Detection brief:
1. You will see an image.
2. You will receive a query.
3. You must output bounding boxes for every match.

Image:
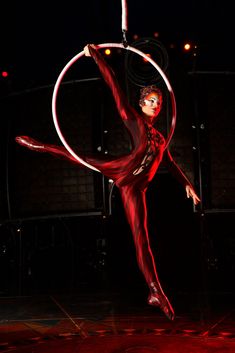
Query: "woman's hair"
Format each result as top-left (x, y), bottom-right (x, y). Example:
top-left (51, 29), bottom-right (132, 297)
top-left (139, 85), bottom-right (162, 106)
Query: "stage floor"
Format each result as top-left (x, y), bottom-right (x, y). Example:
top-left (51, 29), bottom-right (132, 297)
top-left (0, 288), bottom-right (235, 353)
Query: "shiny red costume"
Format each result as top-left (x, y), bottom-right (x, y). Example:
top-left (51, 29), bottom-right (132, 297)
top-left (16, 45), bottom-right (196, 320)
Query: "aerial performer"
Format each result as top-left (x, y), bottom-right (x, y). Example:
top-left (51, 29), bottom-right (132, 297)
top-left (15, 1), bottom-right (200, 321)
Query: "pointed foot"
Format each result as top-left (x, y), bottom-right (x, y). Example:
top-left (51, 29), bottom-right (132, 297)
top-left (147, 292), bottom-right (175, 321)
top-left (15, 136), bottom-right (45, 151)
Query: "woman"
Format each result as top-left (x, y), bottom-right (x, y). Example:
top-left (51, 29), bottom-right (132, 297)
top-left (16, 44), bottom-right (200, 320)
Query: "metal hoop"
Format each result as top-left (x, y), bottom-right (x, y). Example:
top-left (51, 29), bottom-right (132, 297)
top-left (52, 43), bottom-right (177, 172)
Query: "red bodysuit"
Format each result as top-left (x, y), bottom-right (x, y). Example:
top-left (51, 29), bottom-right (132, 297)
top-left (16, 45), bottom-right (195, 320)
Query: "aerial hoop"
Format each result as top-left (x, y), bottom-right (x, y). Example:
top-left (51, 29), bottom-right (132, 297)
top-left (51, 43), bottom-right (177, 173)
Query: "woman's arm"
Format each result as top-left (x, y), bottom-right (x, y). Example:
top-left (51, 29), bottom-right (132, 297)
top-left (164, 149), bottom-right (200, 205)
top-left (84, 44), bottom-right (136, 122)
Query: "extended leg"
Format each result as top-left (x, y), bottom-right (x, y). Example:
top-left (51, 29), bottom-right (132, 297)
top-left (119, 185), bottom-right (175, 320)
top-left (15, 136), bottom-right (82, 165)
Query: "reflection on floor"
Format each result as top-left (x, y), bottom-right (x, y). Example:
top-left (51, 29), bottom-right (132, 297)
top-left (0, 288), bottom-right (235, 353)
top-left (1, 208), bottom-right (235, 352)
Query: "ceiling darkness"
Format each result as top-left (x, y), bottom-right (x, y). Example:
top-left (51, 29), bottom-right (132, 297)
top-left (0, 0), bottom-right (234, 92)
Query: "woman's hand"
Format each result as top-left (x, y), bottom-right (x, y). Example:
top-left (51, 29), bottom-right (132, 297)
top-left (185, 185), bottom-right (200, 205)
top-left (83, 44), bottom-right (96, 57)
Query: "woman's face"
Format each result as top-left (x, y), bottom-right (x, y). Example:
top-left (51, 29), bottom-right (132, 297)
top-left (140, 92), bottom-right (162, 123)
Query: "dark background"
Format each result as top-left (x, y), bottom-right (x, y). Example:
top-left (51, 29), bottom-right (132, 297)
top-left (0, 0), bottom-right (234, 303)
top-left (0, 0), bottom-right (234, 90)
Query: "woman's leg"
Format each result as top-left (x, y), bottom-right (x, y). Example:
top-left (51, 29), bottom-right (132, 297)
top-left (15, 136), bottom-right (83, 165)
top-left (15, 136), bottom-right (111, 171)
top-left (119, 185), bottom-right (175, 320)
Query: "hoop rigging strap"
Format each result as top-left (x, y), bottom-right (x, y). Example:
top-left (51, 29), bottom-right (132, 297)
top-left (121, 0), bottom-right (128, 32)
top-left (121, 0), bottom-right (128, 46)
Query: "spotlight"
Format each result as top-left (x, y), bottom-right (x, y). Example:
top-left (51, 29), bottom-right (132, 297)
top-left (1, 71), bottom-right (9, 78)
top-left (104, 48), bottom-right (111, 56)
top-left (183, 43), bottom-right (191, 51)
top-left (143, 53), bottom-right (152, 63)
